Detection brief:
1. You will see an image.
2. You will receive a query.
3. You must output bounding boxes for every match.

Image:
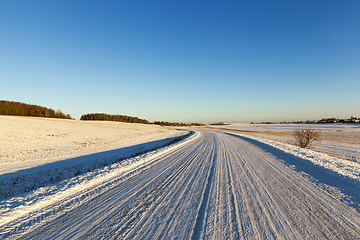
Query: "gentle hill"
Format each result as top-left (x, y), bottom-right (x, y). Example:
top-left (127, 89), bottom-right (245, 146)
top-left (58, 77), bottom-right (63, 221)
top-left (0, 100), bottom-right (72, 119)
top-left (80, 113), bottom-right (149, 124)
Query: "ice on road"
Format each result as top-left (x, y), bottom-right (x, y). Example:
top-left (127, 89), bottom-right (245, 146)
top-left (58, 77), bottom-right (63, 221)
top-left (3, 130), bottom-right (360, 239)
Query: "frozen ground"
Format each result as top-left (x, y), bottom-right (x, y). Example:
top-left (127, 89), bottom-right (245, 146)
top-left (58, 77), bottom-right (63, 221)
top-left (1, 130), bottom-right (359, 239)
top-left (0, 116), bottom-right (186, 199)
top-left (208, 123), bottom-right (360, 163)
top-left (0, 116), bottom-right (181, 174)
top-left (1, 119), bottom-right (360, 239)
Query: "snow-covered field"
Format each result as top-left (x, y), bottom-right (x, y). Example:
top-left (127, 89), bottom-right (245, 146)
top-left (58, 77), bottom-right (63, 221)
top-left (1, 130), bottom-right (360, 239)
top-left (0, 133), bottom-right (197, 238)
top-left (0, 116), bottom-right (187, 199)
top-left (208, 123), bottom-right (360, 162)
top-left (1, 118), bottom-right (360, 238)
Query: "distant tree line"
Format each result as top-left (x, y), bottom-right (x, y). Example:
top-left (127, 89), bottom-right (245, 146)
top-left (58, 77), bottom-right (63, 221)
top-left (316, 117), bottom-right (359, 124)
top-left (81, 113), bottom-right (205, 126)
top-left (80, 113), bottom-right (150, 124)
top-left (1, 100), bottom-right (206, 126)
top-left (208, 122), bottom-right (229, 126)
top-left (153, 121), bottom-right (204, 127)
top-left (252, 116), bottom-right (360, 125)
top-left (0, 100), bottom-right (72, 119)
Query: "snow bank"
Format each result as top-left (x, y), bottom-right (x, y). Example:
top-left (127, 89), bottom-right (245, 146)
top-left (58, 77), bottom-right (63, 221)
top-left (0, 116), bottom-right (188, 199)
top-left (209, 123), bottom-right (360, 163)
top-left (229, 132), bottom-right (360, 181)
top-left (0, 116), bottom-right (180, 174)
top-left (216, 122), bottom-right (360, 132)
top-left (0, 131), bottom-right (200, 234)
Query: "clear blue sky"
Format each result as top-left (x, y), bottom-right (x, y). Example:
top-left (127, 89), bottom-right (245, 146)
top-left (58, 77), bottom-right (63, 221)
top-left (1, 1), bottom-right (359, 123)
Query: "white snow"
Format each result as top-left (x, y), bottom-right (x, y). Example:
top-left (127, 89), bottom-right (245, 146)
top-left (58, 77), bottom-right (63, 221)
top-left (0, 131), bottom-right (200, 238)
top-left (1, 118), bottom-right (360, 238)
top-left (209, 123), bottom-right (360, 163)
top-left (225, 132), bottom-right (360, 181)
top-left (0, 116), bottom-right (187, 199)
top-left (219, 122), bottom-right (360, 132)
top-left (1, 130), bottom-right (360, 239)
top-left (0, 116), bottom-right (181, 175)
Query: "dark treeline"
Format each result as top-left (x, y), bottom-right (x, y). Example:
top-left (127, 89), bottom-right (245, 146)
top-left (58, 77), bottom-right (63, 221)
top-left (153, 121), bottom-right (204, 127)
top-left (208, 122), bottom-right (229, 126)
top-left (252, 116), bottom-right (360, 125)
top-left (1, 100), bottom-right (205, 125)
top-left (80, 113), bottom-right (204, 126)
top-left (80, 113), bottom-right (150, 124)
top-left (0, 100), bottom-right (72, 119)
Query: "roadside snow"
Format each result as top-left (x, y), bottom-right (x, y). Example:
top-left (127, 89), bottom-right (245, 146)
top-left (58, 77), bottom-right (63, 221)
top-left (227, 132), bottom-right (360, 181)
top-left (0, 116), bottom-right (180, 175)
top-left (219, 122), bottom-right (360, 132)
top-left (2, 130), bottom-right (360, 239)
top-left (0, 131), bottom-right (199, 234)
top-left (0, 116), bottom-right (187, 199)
top-left (209, 123), bottom-right (360, 162)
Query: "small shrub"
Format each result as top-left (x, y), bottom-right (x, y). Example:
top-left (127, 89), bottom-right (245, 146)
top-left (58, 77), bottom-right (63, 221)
top-left (293, 127), bottom-right (319, 148)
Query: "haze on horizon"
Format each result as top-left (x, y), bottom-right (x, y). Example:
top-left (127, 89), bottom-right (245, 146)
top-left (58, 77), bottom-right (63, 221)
top-left (1, 1), bottom-right (359, 123)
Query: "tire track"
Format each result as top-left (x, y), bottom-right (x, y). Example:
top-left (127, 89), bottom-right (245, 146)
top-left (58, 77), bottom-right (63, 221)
top-left (221, 132), bottom-right (360, 239)
top-left (76, 134), bottom-right (209, 239)
top-left (22, 132), bottom-right (204, 239)
top-left (190, 134), bottom-right (217, 240)
top-left (109, 136), bottom-right (213, 239)
top-left (9, 130), bottom-right (360, 239)
top-left (222, 140), bottom-right (242, 240)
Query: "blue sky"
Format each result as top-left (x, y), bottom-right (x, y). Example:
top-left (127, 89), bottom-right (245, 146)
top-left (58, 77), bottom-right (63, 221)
top-left (1, 1), bottom-right (359, 122)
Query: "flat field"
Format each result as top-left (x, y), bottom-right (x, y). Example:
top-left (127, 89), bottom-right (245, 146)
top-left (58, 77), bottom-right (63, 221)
top-left (2, 130), bottom-right (360, 239)
top-left (0, 116), bottom-right (187, 200)
top-left (0, 116), bottom-right (180, 175)
top-left (208, 123), bottom-right (360, 162)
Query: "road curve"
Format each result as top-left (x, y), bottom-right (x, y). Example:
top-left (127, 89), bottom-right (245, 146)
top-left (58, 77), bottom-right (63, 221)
top-left (17, 130), bottom-right (360, 239)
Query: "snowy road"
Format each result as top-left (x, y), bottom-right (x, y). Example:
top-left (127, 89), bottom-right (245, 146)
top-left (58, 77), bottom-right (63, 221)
top-left (4, 130), bottom-right (360, 239)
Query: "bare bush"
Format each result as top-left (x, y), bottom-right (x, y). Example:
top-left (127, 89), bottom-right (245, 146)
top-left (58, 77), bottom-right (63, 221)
top-left (293, 127), bottom-right (320, 148)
